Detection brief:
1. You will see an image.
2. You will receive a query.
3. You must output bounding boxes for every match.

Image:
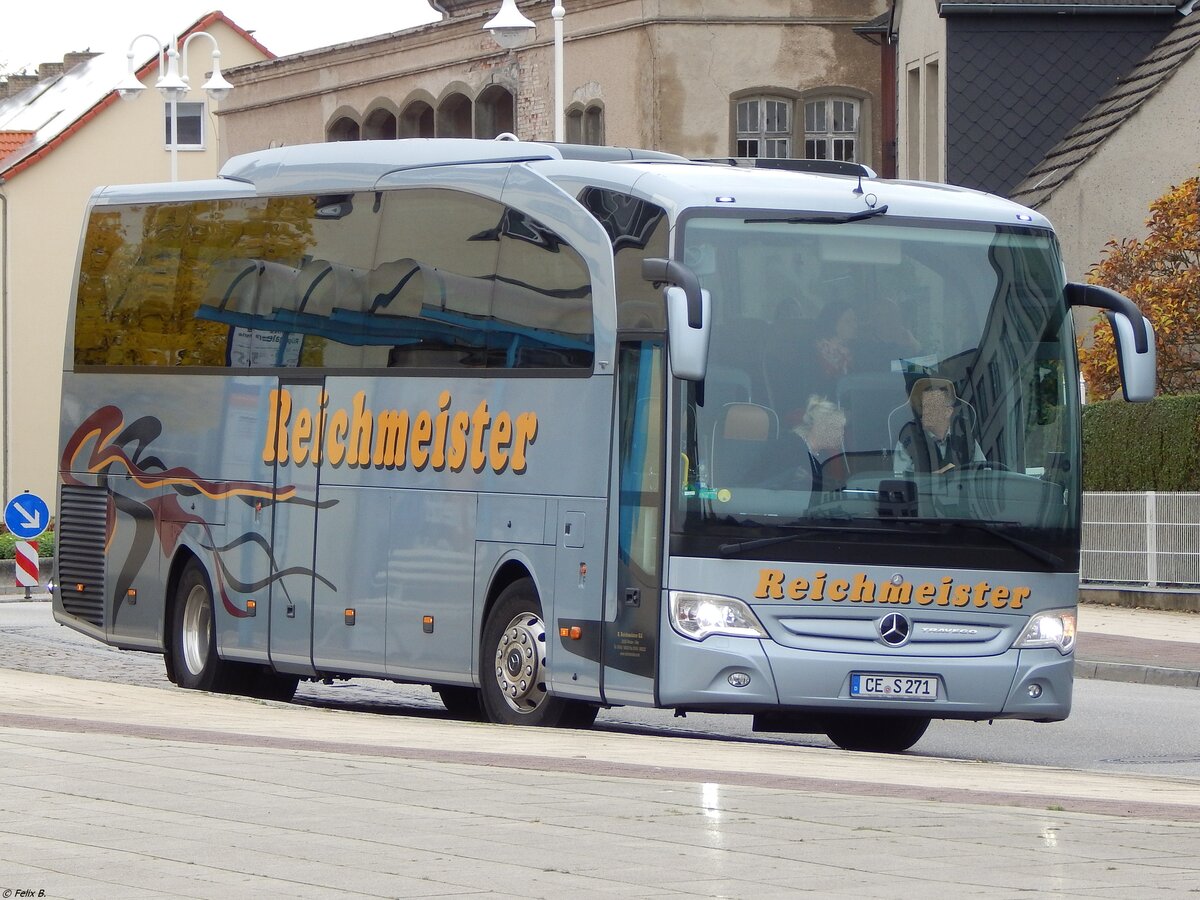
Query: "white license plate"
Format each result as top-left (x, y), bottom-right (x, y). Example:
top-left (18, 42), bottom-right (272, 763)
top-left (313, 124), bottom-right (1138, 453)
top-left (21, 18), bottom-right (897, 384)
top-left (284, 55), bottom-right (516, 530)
top-left (851, 673), bottom-right (938, 699)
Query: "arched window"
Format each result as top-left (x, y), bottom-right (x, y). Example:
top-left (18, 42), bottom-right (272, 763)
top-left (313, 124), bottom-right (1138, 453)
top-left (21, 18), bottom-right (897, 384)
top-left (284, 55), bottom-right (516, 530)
top-left (476, 85), bottom-right (515, 139)
top-left (437, 92), bottom-right (473, 138)
top-left (566, 103), bottom-right (604, 145)
top-left (803, 96), bottom-right (860, 162)
top-left (400, 101), bottom-right (434, 138)
top-left (363, 107), bottom-right (398, 140)
top-left (584, 105), bottom-right (604, 145)
top-left (327, 116), bottom-right (360, 142)
top-left (734, 96), bottom-right (792, 158)
top-left (566, 107), bottom-right (584, 143)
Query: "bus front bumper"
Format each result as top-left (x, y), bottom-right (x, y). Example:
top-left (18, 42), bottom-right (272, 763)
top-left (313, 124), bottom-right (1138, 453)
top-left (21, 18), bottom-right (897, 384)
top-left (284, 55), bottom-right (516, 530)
top-left (656, 633), bottom-right (1073, 722)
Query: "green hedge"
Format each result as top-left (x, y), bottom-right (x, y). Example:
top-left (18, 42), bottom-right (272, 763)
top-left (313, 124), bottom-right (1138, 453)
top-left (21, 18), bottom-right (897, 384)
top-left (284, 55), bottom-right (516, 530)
top-left (0, 529), bottom-right (55, 559)
top-left (1082, 394), bottom-right (1200, 491)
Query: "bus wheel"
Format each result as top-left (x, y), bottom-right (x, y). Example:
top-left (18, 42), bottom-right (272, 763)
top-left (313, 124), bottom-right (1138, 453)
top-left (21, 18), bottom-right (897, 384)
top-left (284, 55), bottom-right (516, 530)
top-left (480, 580), bottom-right (597, 729)
top-left (435, 685), bottom-right (485, 720)
top-left (249, 669), bottom-right (299, 703)
top-left (169, 559), bottom-right (235, 692)
top-left (825, 715), bottom-right (931, 753)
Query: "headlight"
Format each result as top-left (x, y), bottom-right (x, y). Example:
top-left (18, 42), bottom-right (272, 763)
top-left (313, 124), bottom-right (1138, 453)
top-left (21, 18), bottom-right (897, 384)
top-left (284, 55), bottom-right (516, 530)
top-left (669, 591), bottom-right (768, 641)
top-left (1013, 608), bottom-right (1077, 655)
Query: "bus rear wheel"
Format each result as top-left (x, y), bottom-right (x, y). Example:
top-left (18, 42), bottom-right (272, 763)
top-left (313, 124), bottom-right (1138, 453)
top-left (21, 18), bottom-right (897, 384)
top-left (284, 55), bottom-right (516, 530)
top-left (480, 579), bottom-right (598, 729)
top-left (168, 559), bottom-right (236, 693)
top-left (825, 714), bottom-right (931, 753)
top-left (436, 685), bottom-right (484, 720)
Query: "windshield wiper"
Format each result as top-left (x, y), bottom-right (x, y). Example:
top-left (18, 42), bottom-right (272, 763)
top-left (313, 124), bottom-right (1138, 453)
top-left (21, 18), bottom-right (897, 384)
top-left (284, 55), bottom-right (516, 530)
top-left (744, 205), bottom-right (889, 226)
top-left (718, 520), bottom-right (882, 557)
top-left (868, 516), bottom-right (1064, 570)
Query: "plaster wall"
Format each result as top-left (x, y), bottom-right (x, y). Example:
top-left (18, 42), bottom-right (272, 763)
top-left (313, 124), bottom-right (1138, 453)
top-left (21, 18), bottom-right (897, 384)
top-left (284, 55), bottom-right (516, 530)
top-left (892, 0), bottom-right (946, 181)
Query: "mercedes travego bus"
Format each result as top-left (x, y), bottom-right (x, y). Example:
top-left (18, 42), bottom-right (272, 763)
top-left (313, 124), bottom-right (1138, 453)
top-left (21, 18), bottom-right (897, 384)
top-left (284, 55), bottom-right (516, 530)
top-left (54, 139), bottom-right (1154, 752)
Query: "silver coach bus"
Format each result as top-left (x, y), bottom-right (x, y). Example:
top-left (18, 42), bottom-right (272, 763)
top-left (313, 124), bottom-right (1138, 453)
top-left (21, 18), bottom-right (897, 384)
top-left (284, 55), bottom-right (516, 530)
top-left (54, 139), bottom-right (1154, 752)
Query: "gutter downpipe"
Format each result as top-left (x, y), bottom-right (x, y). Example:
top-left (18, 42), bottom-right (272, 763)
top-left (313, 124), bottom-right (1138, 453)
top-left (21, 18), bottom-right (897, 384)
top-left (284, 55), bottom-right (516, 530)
top-left (0, 180), bottom-right (8, 506)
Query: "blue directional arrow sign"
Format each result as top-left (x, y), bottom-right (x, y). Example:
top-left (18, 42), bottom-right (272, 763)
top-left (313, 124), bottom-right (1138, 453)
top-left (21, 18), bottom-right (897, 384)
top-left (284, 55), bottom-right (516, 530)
top-left (5, 493), bottom-right (49, 540)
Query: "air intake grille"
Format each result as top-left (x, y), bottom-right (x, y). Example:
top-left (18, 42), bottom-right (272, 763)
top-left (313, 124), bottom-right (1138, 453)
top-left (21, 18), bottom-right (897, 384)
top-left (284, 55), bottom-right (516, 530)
top-left (57, 484), bottom-right (108, 628)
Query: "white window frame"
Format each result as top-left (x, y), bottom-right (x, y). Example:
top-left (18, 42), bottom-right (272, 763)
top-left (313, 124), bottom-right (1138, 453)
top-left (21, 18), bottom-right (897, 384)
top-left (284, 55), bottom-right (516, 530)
top-left (735, 96), bottom-right (792, 159)
top-left (804, 96), bottom-right (859, 163)
top-left (164, 100), bottom-right (206, 150)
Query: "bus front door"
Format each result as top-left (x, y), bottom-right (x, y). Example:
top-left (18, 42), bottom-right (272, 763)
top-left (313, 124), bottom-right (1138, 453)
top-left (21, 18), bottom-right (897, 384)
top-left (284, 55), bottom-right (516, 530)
top-left (604, 339), bottom-right (666, 704)
top-left (266, 378), bottom-right (325, 676)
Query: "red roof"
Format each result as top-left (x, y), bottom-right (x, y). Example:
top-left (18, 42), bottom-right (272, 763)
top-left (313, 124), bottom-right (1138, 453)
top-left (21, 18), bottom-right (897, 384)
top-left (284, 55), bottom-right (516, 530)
top-left (0, 130), bottom-right (35, 164)
top-left (1, 10), bottom-right (274, 182)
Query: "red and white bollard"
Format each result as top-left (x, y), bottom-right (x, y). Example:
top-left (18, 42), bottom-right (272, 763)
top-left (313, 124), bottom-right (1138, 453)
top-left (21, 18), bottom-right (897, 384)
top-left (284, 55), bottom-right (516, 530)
top-left (15, 539), bottom-right (39, 599)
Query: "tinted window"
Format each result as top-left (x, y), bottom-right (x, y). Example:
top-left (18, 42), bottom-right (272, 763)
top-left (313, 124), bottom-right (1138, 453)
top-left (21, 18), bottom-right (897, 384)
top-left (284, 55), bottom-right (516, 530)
top-left (74, 188), bottom-right (594, 371)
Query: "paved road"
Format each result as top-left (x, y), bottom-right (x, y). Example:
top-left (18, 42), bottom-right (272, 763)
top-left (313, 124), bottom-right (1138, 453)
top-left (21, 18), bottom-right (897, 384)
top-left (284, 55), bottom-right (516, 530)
top-left (5, 601), bottom-right (1200, 777)
top-left (2, 665), bottom-right (1199, 898)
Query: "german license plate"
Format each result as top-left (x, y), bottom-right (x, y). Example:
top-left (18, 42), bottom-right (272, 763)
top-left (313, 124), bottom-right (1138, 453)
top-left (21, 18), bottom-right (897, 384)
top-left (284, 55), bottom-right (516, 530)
top-left (851, 673), bottom-right (938, 699)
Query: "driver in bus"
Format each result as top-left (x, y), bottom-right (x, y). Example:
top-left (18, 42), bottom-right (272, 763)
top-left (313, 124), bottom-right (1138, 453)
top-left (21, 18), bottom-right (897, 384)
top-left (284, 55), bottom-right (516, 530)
top-left (893, 377), bottom-right (986, 476)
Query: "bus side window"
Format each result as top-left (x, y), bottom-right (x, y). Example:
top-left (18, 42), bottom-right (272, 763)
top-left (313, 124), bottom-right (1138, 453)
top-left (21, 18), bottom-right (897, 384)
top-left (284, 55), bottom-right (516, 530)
top-left (491, 208), bottom-right (594, 369)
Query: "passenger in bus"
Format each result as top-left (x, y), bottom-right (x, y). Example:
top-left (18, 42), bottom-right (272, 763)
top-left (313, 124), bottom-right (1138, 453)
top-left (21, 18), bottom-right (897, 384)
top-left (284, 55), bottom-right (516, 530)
top-left (760, 395), bottom-right (846, 492)
top-left (893, 378), bottom-right (986, 475)
top-left (812, 303), bottom-right (857, 393)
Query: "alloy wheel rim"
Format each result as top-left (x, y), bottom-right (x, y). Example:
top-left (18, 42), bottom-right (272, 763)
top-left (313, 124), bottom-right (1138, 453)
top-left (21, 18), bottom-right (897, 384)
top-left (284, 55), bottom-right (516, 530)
top-left (493, 612), bottom-right (547, 714)
top-left (181, 583), bottom-right (211, 676)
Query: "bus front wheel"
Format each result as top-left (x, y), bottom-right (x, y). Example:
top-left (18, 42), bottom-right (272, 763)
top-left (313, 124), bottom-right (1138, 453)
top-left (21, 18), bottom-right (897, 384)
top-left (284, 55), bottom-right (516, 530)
top-left (825, 714), bottom-right (931, 753)
top-left (480, 579), bottom-right (598, 729)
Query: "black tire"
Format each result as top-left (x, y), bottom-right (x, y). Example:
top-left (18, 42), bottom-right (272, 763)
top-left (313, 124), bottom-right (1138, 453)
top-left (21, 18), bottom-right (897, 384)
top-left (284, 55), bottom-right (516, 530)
top-left (168, 559), bottom-right (237, 692)
top-left (249, 669), bottom-right (300, 702)
top-left (436, 685), bottom-right (485, 720)
top-left (825, 714), bottom-right (931, 753)
top-left (479, 579), bottom-right (598, 729)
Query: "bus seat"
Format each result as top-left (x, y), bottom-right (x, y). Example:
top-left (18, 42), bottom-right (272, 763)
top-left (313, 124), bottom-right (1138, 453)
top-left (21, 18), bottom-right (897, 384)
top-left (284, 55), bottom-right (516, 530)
top-left (294, 258), bottom-right (334, 312)
top-left (763, 315), bottom-right (821, 420)
top-left (887, 377), bottom-right (979, 450)
top-left (705, 364), bottom-right (752, 410)
top-left (836, 372), bottom-right (909, 453)
top-left (367, 258), bottom-right (423, 316)
top-left (258, 259), bottom-right (302, 314)
top-left (710, 316), bottom-right (772, 403)
top-left (201, 258), bottom-right (262, 312)
top-left (710, 402), bottom-right (778, 486)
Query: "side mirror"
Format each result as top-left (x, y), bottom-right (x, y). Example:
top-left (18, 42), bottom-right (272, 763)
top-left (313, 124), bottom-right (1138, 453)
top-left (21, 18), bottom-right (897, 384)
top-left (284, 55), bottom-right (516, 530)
top-left (1064, 282), bottom-right (1156, 402)
top-left (642, 258), bottom-right (711, 381)
top-left (665, 285), bottom-right (711, 381)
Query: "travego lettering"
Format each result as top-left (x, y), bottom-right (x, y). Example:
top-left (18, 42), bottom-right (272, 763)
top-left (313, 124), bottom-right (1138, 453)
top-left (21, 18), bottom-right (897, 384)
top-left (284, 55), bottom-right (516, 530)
top-left (262, 388), bottom-right (538, 474)
top-left (753, 568), bottom-right (1030, 610)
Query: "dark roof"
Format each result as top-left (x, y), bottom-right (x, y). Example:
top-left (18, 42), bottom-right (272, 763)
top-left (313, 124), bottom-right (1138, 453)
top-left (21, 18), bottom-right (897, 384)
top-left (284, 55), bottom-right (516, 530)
top-left (1011, 11), bottom-right (1200, 206)
top-left (944, 15), bottom-right (1172, 196)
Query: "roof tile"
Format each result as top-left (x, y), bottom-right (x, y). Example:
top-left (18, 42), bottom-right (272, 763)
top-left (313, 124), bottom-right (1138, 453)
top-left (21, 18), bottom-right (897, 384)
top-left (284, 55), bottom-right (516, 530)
top-left (1010, 12), bottom-right (1200, 207)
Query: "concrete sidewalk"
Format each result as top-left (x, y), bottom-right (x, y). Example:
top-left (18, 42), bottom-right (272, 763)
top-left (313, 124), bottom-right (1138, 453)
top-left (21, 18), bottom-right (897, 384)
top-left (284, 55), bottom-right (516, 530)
top-left (1, 667), bottom-right (1198, 899)
top-left (1075, 602), bottom-right (1200, 688)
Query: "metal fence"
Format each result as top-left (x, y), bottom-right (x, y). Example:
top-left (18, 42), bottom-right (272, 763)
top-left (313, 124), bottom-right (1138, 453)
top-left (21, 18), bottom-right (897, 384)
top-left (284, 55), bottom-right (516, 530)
top-left (1082, 492), bottom-right (1200, 587)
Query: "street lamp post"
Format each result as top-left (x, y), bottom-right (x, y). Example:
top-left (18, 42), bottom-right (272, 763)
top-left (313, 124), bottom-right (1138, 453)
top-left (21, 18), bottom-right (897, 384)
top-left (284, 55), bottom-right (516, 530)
top-left (484, 0), bottom-right (566, 142)
top-left (115, 32), bottom-right (234, 181)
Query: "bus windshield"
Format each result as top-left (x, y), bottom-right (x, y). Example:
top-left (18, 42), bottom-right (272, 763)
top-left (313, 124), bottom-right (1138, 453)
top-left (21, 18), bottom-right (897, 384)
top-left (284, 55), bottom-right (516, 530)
top-left (673, 214), bottom-right (1081, 572)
